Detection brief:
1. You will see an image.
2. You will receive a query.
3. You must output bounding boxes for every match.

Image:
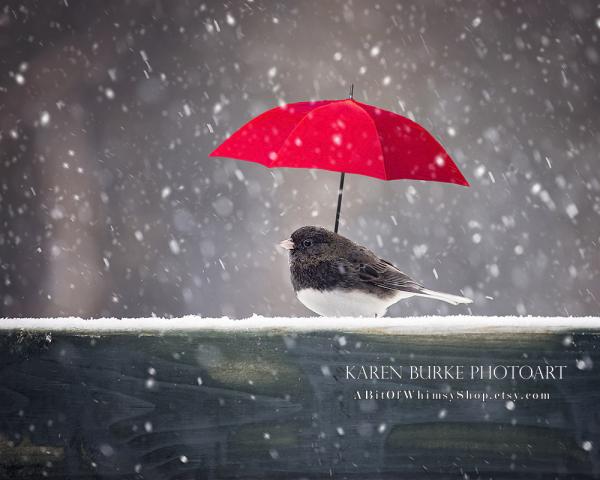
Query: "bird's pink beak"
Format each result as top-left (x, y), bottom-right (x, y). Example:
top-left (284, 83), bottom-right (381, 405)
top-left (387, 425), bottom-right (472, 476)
top-left (279, 238), bottom-right (295, 250)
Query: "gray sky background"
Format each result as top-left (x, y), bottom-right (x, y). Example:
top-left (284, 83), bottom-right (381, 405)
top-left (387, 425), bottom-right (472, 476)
top-left (1, 0), bottom-right (599, 318)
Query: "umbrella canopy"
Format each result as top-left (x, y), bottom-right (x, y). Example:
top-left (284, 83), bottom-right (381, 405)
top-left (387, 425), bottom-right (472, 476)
top-left (210, 91), bottom-right (469, 232)
top-left (210, 98), bottom-right (468, 185)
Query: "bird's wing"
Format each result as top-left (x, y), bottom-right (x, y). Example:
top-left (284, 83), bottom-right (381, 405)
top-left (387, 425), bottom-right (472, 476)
top-left (344, 249), bottom-right (424, 293)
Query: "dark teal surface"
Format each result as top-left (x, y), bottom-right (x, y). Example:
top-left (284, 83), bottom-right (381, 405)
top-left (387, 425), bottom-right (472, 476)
top-left (0, 330), bottom-right (598, 479)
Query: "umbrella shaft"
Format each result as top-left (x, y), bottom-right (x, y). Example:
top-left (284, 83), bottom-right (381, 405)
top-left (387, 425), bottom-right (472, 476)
top-left (334, 172), bottom-right (345, 233)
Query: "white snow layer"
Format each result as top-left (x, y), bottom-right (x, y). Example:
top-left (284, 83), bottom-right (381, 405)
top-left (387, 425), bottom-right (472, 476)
top-left (0, 316), bottom-right (599, 335)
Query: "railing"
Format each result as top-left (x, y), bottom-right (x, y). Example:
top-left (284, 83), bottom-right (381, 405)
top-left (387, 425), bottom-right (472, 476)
top-left (0, 317), bottom-right (599, 479)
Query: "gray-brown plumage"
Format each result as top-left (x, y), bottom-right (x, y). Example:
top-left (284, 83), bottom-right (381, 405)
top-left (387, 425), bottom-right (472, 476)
top-left (279, 226), bottom-right (472, 317)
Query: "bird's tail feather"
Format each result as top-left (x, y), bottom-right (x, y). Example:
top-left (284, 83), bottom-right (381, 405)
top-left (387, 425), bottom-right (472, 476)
top-left (416, 288), bottom-right (473, 306)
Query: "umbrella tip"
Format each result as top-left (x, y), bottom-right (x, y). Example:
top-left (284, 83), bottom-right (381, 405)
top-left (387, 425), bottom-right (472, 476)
top-left (457, 175), bottom-right (470, 187)
top-left (349, 83), bottom-right (354, 99)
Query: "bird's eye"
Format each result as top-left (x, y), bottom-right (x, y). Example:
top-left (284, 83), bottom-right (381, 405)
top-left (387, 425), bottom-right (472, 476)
top-left (303, 239), bottom-right (313, 248)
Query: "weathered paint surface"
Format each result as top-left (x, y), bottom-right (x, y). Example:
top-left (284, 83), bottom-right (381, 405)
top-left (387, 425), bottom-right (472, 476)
top-left (0, 328), bottom-right (598, 478)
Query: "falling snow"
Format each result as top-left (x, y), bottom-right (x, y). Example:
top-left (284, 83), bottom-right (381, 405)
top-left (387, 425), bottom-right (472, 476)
top-left (0, 3), bottom-right (598, 480)
top-left (0, 1), bottom-right (598, 323)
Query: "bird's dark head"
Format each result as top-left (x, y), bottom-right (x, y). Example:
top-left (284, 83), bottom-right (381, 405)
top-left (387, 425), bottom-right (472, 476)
top-left (279, 226), bottom-right (344, 260)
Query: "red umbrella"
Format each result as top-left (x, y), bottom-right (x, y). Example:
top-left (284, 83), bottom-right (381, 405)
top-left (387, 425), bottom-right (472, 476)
top-left (210, 87), bottom-right (468, 232)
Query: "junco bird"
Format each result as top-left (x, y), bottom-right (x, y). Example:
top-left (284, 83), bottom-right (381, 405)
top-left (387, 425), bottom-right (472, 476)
top-left (279, 226), bottom-right (472, 317)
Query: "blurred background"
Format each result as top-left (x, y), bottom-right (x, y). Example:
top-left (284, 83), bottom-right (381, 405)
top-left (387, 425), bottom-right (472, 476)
top-left (1, 0), bottom-right (599, 318)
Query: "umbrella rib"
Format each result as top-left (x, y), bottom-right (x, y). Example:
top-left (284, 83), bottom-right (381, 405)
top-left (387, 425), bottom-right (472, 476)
top-left (354, 101), bottom-right (388, 180)
top-left (269, 102), bottom-right (341, 168)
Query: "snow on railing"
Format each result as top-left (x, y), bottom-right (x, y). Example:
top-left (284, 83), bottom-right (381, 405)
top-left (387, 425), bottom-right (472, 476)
top-left (1, 316), bottom-right (599, 334)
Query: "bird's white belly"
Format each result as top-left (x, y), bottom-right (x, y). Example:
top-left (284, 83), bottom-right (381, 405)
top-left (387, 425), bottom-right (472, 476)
top-left (296, 288), bottom-right (415, 317)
